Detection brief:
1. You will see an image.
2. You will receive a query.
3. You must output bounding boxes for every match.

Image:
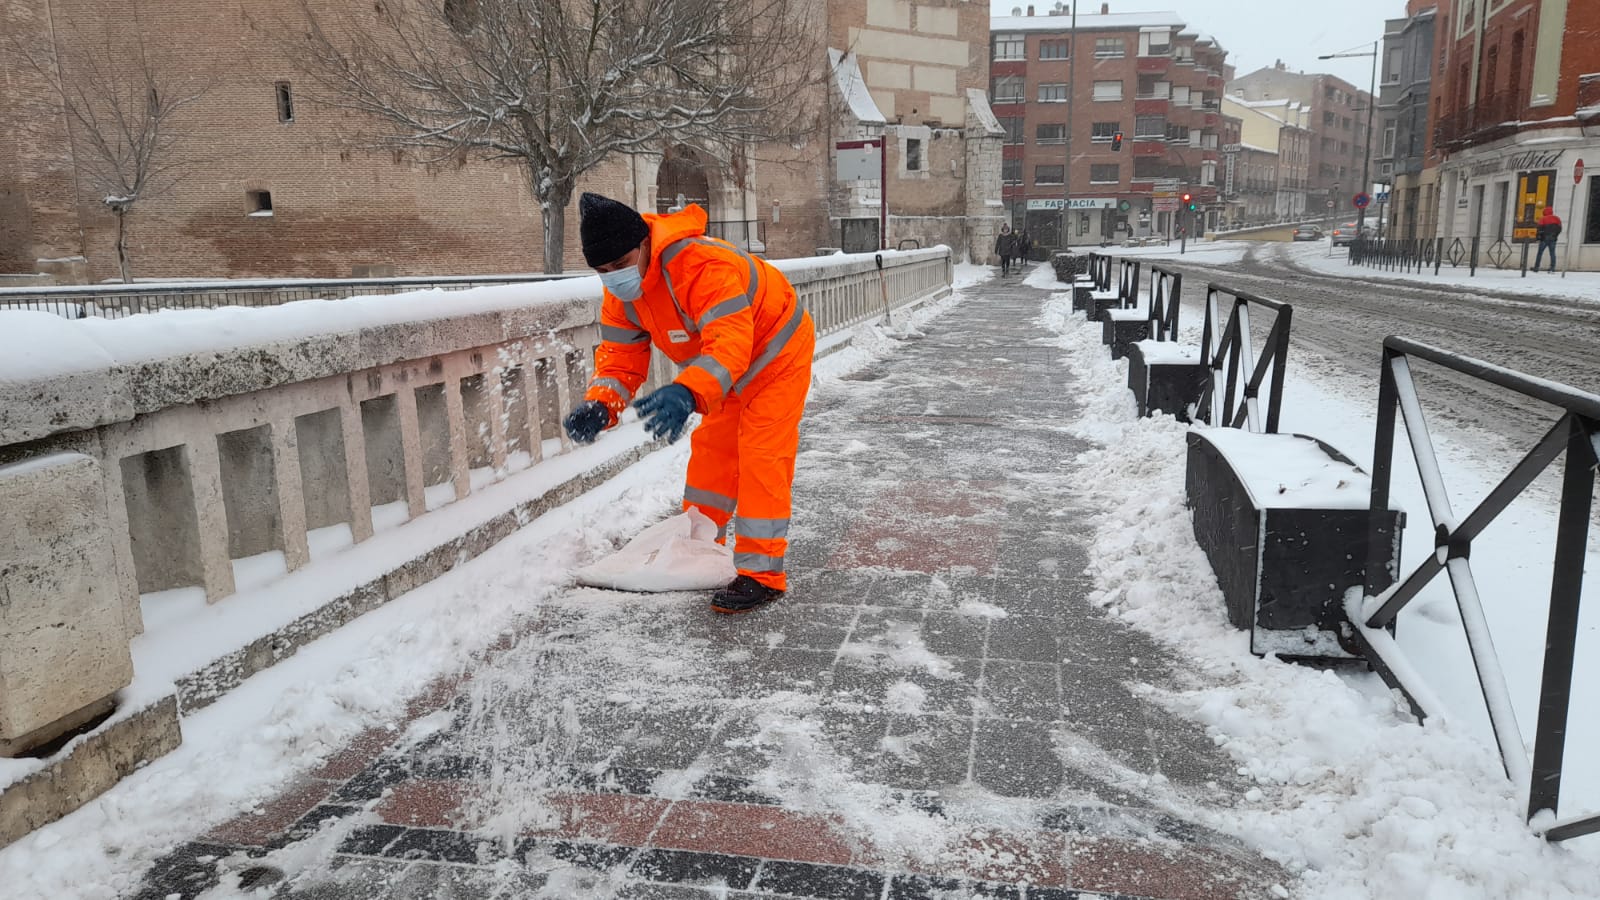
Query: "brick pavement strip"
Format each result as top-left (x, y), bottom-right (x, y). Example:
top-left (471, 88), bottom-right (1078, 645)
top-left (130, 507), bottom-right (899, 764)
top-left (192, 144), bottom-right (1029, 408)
top-left (132, 278), bottom-right (1292, 900)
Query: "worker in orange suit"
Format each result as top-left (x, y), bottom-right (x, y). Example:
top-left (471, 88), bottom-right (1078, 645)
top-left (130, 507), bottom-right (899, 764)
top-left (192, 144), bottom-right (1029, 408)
top-left (563, 192), bottom-right (815, 614)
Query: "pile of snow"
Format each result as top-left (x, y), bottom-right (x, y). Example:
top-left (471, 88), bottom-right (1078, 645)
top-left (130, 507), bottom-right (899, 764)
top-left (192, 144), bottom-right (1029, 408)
top-left (1040, 292), bottom-right (1600, 898)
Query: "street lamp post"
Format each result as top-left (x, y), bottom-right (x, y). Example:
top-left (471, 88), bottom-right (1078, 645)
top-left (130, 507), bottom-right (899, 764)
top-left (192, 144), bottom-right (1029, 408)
top-left (1319, 40), bottom-right (1379, 236)
top-left (1059, 2), bottom-right (1079, 251)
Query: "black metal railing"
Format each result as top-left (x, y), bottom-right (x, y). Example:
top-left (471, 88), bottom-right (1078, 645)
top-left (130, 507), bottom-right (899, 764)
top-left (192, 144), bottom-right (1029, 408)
top-left (1116, 258), bottom-right (1142, 308)
top-left (1086, 252), bottom-right (1114, 291)
top-left (1360, 337), bottom-right (1600, 843)
top-left (1147, 266), bottom-right (1183, 342)
top-left (1349, 237), bottom-right (1444, 275)
top-left (0, 273), bottom-right (577, 319)
top-left (1195, 285), bottom-right (1293, 432)
top-left (1434, 91), bottom-right (1522, 150)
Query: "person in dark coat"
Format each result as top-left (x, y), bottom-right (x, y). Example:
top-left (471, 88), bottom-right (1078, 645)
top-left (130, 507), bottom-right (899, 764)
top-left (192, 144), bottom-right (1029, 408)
top-left (1018, 230), bottom-right (1033, 263)
top-left (995, 225), bottom-right (1018, 276)
top-left (1535, 207), bottom-right (1563, 273)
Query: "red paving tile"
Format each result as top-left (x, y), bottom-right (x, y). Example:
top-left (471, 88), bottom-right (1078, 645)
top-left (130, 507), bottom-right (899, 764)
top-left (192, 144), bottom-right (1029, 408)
top-left (1068, 837), bottom-right (1264, 900)
top-left (308, 726), bottom-right (399, 781)
top-left (521, 792), bottom-right (670, 846)
top-left (204, 777), bottom-right (339, 847)
top-left (913, 828), bottom-right (1072, 888)
top-left (376, 778), bottom-right (470, 828)
top-left (652, 799), bottom-right (869, 867)
top-left (402, 672), bottom-right (470, 721)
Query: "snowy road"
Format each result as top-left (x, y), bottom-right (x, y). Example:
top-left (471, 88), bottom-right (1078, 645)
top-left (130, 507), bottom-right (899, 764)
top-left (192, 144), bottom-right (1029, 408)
top-left (1143, 241), bottom-right (1600, 457)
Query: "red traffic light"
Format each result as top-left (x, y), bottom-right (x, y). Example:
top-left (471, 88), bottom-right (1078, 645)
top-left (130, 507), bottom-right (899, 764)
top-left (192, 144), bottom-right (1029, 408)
top-left (1111, 132), bottom-right (1123, 151)
top-left (1181, 192), bottom-right (1192, 202)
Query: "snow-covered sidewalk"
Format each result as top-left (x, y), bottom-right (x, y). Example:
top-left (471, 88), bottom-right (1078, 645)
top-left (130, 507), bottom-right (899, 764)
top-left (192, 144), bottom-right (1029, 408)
top-left (1275, 241), bottom-right (1600, 304)
top-left (6, 263), bottom-right (1595, 900)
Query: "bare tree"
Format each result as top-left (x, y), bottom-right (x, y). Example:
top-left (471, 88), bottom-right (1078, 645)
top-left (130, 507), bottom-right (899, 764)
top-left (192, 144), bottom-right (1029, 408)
top-left (7, 28), bottom-right (208, 282)
top-left (290, 0), bottom-right (824, 273)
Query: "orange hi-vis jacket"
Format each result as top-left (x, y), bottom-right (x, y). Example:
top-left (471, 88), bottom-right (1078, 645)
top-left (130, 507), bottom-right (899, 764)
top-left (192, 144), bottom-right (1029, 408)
top-left (583, 204), bottom-right (814, 592)
top-left (583, 205), bottom-right (808, 421)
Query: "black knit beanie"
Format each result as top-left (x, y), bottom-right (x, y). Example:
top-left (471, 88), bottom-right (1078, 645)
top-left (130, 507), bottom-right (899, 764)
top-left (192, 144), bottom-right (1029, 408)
top-left (579, 192), bottom-right (650, 267)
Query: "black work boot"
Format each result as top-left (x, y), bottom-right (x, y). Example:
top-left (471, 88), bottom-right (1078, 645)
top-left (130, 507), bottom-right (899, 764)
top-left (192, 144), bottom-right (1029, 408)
top-left (710, 575), bottom-right (783, 615)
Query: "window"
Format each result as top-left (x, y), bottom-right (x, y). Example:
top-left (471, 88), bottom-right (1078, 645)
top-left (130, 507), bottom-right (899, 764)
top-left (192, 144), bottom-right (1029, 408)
top-left (1002, 158), bottom-right (1022, 184)
top-left (1385, 47), bottom-right (1404, 84)
top-left (1038, 83), bottom-right (1068, 103)
top-left (1035, 165), bottom-right (1064, 185)
top-left (999, 116), bottom-right (1025, 145)
top-left (1323, 110), bottom-right (1336, 126)
top-left (1509, 31), bottom-right (1525, 105)
top-left (1144, 30), bottom-right (1172, 56)
top-left (1036, 123), bottom-right (1066, 143)
top-left (1341, 116), bottom-right (1352, 130)
top-left (1133, 156), bottom-right (1167, 178)
top-left (1172, 85), bottom-right (1191, 106)
top-left (1092, 80), bottom-right (1123, 102)
top-left (1095, 38), bottom-right (1125, 58)
top-left (1166, 124), bottom-right (1190, 144)
top-left (1585, 178), bottom-right (1600, 244)
top-left (1091, 121), bottom-right (1121, 142)
top-left (906, 139), bottom-right (922, 172)
top-left (248, 190), bottom-right (274, 216)
top-left (994, 34), bottom-right (1025, 61)
top-left (274, 82), bottom-right (294, 123)
top-left (992, 76), bottom-right (1025, 104)
top-left (1134, 115), bottom-right (1165, 138)
top-left (1090, 164), bottom-right (1120, 184)
top-left (1040, 40), bottom-right (1069, 60)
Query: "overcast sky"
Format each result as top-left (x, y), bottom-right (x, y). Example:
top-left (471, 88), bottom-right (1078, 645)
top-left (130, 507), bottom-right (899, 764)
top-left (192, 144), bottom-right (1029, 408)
top-left (988, 0), bottom-right (1402, 91)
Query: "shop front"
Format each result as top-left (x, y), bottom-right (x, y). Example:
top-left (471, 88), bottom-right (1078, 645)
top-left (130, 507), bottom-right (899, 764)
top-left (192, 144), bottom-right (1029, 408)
top-left (1025, 197), bottom-right (1121, 249)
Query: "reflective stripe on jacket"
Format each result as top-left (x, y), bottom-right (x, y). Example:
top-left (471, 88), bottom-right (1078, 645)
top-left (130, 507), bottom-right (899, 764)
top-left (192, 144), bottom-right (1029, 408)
top-left (585, 204), bottom-right (806, 419)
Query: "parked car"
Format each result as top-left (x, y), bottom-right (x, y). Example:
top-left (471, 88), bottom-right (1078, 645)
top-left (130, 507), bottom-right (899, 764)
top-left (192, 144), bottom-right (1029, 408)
top-left (1331, 222), bottom-right (1361, 246)
top-left (1291, 224), bottom-right (1324, 242)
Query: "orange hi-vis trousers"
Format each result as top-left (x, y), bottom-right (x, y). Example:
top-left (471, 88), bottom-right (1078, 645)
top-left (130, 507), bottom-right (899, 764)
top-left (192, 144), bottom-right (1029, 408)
top-left (682, 313), bottom-right (815, 591)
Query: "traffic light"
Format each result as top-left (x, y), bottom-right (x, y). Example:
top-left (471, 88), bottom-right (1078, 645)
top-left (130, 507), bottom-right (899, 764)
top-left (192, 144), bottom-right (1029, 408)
top-left (1182, 192), bottom-right (1195, 212)
top-left (1111, 132), bottom-right (1123, 151)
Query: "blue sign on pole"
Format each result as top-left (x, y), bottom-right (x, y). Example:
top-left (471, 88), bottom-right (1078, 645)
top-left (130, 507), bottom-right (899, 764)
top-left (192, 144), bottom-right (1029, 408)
top-left (1376, 191), bottom-right (1391, 204)
top-left (1353, 192), bottom-right (1372, 209)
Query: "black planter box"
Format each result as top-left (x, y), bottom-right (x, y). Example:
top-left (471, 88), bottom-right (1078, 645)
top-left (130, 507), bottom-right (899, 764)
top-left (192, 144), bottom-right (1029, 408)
top-left (1126, 343), bottom-right (1206, 421)
top-left (1100, 312), bottom-right (1152, 360)
top-left (1185, 430), bottom-right (1404, 661)
top-left (1088, 292), bottom-right (1123, 321)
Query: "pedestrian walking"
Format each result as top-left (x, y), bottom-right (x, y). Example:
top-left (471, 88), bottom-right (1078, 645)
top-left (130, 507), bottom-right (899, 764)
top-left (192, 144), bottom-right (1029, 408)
top-left (1018, 230), bottom-right (1033, 264)
top-left (564, 192), bottom-right (815, 614)
top-left (995, 225), bottom-right (1017, 276)
top-left (1535, 206), bottom-right (1563, 273)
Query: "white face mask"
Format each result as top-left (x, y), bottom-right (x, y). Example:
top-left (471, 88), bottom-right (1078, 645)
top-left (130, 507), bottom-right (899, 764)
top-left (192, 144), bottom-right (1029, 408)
top-left (599, 265), bottom-right (643, 301)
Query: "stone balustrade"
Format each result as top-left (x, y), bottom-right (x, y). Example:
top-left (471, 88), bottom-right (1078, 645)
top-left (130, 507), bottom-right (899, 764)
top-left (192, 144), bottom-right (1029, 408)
top-left (0, 248), bottom-right (952, 843)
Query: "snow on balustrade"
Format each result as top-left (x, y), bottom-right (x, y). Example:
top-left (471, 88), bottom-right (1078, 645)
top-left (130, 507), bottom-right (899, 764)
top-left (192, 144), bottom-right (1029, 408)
top-left (0, 248), bottom-right (952, 787)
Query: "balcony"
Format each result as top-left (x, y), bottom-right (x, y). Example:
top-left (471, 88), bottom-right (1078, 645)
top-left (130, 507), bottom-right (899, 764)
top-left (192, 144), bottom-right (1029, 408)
top-left (1137, 56), bottom-right (1171, 74)
top-left (1134, 97), bottom-right (1170, 115)
top-left (1434, 91), bottom-right (1521, 151)
top-left (1132, 136), bottom-right (1169, 156)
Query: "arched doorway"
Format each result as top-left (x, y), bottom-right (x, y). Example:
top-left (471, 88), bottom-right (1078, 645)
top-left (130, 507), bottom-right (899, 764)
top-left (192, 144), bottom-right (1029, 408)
top-left (655, 147), bottom-right (712, 214)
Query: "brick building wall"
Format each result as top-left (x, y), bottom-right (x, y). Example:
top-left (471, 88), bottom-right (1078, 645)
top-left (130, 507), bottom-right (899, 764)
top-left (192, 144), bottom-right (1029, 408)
top-left (0, 1), bottom-right (88, 273)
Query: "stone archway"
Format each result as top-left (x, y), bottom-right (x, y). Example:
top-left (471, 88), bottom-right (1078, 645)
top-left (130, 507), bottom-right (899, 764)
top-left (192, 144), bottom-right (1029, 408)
top-left (655, 147), bottom-right (713, 214)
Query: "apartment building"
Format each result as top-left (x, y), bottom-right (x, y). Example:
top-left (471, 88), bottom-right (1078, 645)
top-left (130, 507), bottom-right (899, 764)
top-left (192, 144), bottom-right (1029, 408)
top-left (1222, 96), bottom-right (1312, 221)
top-left (989, 4), bottom-right (1229, 247)
top-left (1229, 63), bottom-right (1375, 218)
top-left (1377, 2), bottom-right (1439, 240)
top-left (1431, 0), bottom-right (1600, 271)
top-left (1220, 113), bottom-right (1281, 227)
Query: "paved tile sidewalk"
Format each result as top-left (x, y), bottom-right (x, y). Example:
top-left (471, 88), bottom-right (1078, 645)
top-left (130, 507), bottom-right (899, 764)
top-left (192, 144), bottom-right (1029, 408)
top-left (131, 274), bottom-right (1291, 899)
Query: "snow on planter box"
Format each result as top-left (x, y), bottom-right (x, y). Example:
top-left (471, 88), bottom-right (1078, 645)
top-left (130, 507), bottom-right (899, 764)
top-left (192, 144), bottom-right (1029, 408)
top-left (1184, 429), bottom-right (1405, 661)
top-left (1127, 340), bottom-right (1205, 421)
top-left (1100, 307), bottom-right (1152, 360)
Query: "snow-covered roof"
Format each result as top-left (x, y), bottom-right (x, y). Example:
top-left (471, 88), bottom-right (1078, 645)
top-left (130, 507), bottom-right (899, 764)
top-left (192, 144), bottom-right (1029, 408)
top-left (828, 49), bottom-right (885, 127)
top-left (966, 88), bottom-right (1003, 136)
top-left (991, 11), bottom-right (1186, 32)
top-left (1239, 142), bottom-right (1278, 154)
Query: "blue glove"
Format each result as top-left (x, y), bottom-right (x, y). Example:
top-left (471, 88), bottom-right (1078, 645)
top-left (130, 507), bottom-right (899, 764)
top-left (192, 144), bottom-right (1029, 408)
top-left (634, 384), bottom-right (696, 443)
top-left (563, 399), bottom-right (609, 444)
